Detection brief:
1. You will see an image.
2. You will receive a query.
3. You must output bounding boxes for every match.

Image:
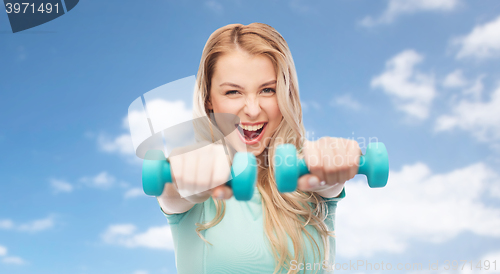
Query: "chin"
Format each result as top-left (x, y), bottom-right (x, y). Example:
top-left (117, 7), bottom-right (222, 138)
top-left (246, 145), bottom-right (266, 156)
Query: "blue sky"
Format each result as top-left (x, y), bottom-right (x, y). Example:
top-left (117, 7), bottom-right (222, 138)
top-left (1, 0), bottom-right (500, 273)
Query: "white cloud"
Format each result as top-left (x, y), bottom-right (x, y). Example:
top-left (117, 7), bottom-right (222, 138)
top-left (330, 94), bottom-right (362, 111)
top-left (435, 83), bottom-right (500, 142)
top-left (101, 98), bottom-right (193, 165)
top-left (98, 133), bottom-right (135, 156)
top-left (80, 171), bottom-right (116, 189)
top-left (141, 99), bottom-right (193, 138)
top-left (371, 50), bottom-right (436, 120)
top-left (1, 216), bottom-right (54, 233)
top-left (429, 250), bottom-right (500, 274)
top-left (124, 188), bottom-right (144, 199)
top-left (205, 0), bottom-right (223, 14)
top-left (477, 251), bottom-right (500, 273)
top-left (97, 132), bottom-right (141, 165)
top-left (98, 114), bottom-right (137, 160)
top-left (0, 220), bottom-right (13, 229)
top-left (121, 115), bottom-right (131, 130)
top-left (302, 101), bottom-right (322, 113)
top-left (101, 224), bottom-right (174, 250)
top-left (442, 69), bottom-right (467, 88)
top-left (50, 172), bottom-right (127, 193)
top-left (17, 45), bottom-right (27, 61)
top-left (133, 271), bottom-right (149, 274)
top-left (336, 161), bottom-right (500, 257)
top-left (18, 216), bottom-right (55, 233)
top-left (289, 0), bottom-right (315, 14)
top-left (129, 98), bottom-right (196, 158)
top-left (0, 245), bottom-right (26, 265)
top-left (49, 178), bottom-right (73, 194)
top-left (360, 0), bottom-right (459, 27)
top-left (453, 15), bottom-right (500, 60)
top-left (2, 256), bottom-right (25, 265)
top-left (463, 75), bottom-right (485, 101)
top-left (442, 70), bottom-right (485, 100)
top-left (301, 102), bottom-right (308, 112)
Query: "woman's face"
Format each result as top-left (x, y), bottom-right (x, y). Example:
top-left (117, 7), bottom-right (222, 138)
top-left (208, 49), bottom-right (282, 156)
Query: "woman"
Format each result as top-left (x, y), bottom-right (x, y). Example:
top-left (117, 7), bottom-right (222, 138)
top-left (157, 23), bottom-right (361, 274)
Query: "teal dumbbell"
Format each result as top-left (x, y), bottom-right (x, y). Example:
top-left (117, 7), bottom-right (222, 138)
top-left (142, 150), bottom-right (258, 201)
top-left (274, 142), bottom-right (389, 193)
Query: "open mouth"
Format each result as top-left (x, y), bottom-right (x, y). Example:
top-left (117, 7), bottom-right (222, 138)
top-left (236, 122), bottom-right (267, 143)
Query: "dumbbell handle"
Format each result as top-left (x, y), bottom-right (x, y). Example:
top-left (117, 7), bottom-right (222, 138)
top-left (296, 142), bottom-right (389, 188)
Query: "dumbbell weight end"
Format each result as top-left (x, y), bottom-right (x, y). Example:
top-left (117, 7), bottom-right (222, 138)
top-left (357, 142), bottom-right (389, 188)
top-left (142, 150), bottom-right (172, 196)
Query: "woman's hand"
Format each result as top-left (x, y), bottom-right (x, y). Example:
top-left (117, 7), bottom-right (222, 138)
top-left (297, 137), bottom-right (361, 198)
top-left (160, 142), bottom-right (234, 206)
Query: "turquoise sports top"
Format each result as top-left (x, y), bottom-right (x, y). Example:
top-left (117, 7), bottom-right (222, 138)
top-left (162, 187), bottom-right (344, 274)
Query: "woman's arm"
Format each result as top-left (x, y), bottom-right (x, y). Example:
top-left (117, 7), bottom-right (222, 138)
top-left (157, 183), bottom-right (226, 214)
top-left (296, 174), bottom-right (346, 198)
top-left (313, 182), bottom-right (345, 199)
top-left (156, 184), bottom-right (198, 214)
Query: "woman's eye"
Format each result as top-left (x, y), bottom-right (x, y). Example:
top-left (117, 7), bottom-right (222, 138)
top-left (261, 88), bottom-right (276, 94)
top-left (225, 90), bottom-right (239, 95)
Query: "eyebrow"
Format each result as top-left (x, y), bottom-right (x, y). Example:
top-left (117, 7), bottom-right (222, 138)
top-left (219, 80), bottom-right (277, 89)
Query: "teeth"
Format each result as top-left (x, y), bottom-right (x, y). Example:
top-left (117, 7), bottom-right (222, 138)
top-left (239, 123), bottom-right (264, 131)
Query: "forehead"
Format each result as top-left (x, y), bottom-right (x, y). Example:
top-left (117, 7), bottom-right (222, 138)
top-left (212, 51), bottom-right (276, 85)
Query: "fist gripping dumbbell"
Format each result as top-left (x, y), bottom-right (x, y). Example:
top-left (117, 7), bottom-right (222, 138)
top-left (274, 142), bottom-right (389, 193)
top-left (142, 150), bottom-right (258, 201)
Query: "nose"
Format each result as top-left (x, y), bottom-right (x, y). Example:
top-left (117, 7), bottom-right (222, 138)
top-left (244, 96), bottom-right (261, 119)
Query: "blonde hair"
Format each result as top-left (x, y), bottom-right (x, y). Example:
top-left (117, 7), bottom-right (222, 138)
top-left (192, 23), bottom-right (334, 274)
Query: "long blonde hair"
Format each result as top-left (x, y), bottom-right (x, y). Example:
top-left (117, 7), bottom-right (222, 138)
top-left (192, 23), bottom-right (334, 274)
